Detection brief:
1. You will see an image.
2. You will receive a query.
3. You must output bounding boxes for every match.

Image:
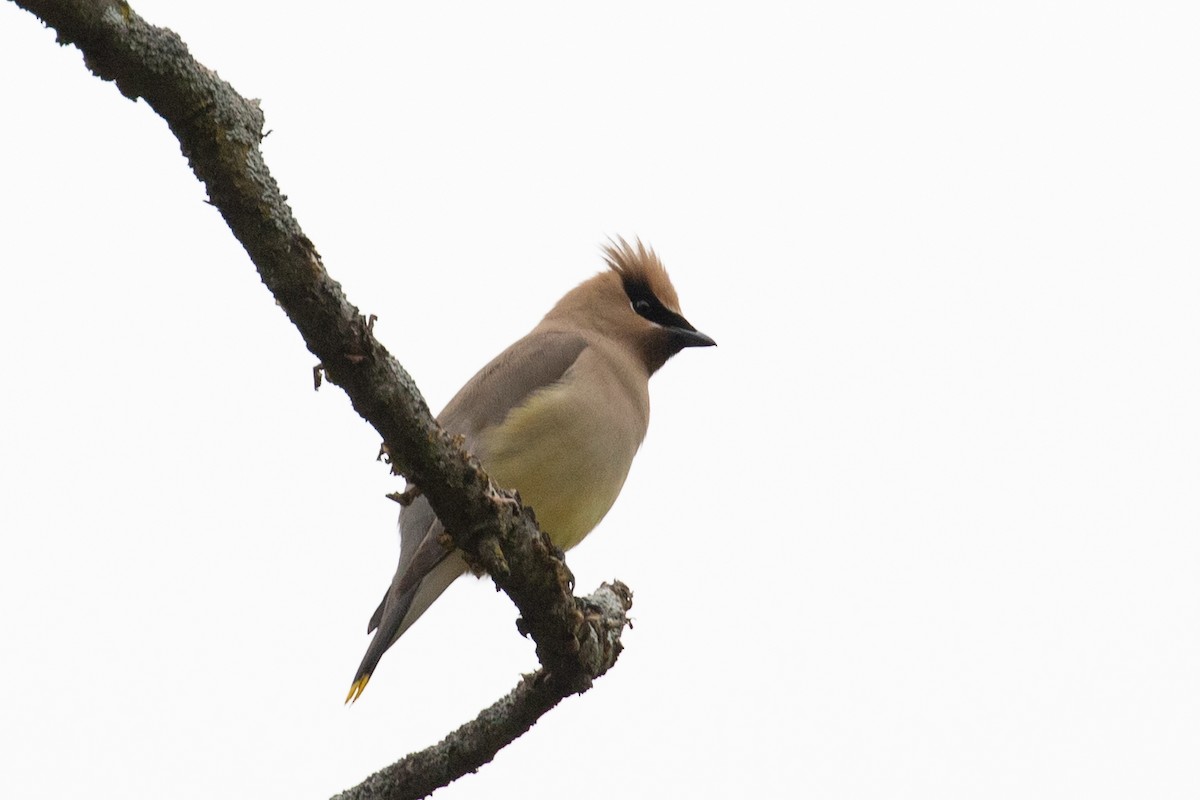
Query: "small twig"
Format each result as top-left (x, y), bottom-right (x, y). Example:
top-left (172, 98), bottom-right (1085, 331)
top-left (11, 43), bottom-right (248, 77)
top-left (385, 485), bottom-right (423, 507)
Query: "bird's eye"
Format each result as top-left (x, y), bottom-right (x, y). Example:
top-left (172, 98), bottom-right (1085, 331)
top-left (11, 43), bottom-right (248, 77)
top-left (633, 299), bottom-right (652, 316)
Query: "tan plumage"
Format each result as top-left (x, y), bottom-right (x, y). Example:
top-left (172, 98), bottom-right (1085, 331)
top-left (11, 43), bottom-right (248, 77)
top-left (346, 238), bottom-right (714, 702)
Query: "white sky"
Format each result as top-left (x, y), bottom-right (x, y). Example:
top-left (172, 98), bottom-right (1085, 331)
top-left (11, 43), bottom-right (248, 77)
top-left (2, 2), bottom-right (1198, 798)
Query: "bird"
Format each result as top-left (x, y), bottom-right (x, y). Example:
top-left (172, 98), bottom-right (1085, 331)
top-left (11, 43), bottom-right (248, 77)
top-left (346, 238), bottom-right (714, 703)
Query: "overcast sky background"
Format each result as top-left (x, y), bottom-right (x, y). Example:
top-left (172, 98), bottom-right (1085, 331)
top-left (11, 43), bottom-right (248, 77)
top-left (2, 2), bottom-right (1198, 798)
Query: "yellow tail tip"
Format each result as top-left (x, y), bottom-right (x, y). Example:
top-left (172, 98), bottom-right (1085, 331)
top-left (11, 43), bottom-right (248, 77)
top-left (345, 674), bottom-right (372, 705)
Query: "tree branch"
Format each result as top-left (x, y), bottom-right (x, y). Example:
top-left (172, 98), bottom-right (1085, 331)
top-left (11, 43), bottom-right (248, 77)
top-left (12, 1), bottom-right (633, 796)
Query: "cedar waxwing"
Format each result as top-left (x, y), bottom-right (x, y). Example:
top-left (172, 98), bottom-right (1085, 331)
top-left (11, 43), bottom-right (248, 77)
top-left (346, 238), bottom-right (714, 702)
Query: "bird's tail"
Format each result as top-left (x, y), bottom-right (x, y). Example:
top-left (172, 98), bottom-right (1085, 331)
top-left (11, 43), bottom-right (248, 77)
top-left (345, 553), bottom-right (467, 703)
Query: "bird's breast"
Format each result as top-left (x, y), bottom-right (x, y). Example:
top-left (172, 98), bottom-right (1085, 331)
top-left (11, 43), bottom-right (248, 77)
top-left (478, 356), bottom-right (648, 550)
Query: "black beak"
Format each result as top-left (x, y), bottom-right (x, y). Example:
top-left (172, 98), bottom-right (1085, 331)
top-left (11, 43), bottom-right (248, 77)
top-left (670, 323), bottom-right (717, 348)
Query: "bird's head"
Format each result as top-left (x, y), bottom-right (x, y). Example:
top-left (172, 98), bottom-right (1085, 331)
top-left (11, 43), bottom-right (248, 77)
top-left (547, 238), bottom-right (715, 375)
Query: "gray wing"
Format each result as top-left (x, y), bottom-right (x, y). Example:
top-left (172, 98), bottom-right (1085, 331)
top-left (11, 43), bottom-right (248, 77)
top-left (348, 329), bottom-right (588, 698)
top-left (438, 328), bottom-right (589, 447)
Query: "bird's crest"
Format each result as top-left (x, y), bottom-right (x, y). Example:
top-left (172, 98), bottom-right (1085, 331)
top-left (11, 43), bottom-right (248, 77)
top-left (602, 237), bottom-right (681, 313)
